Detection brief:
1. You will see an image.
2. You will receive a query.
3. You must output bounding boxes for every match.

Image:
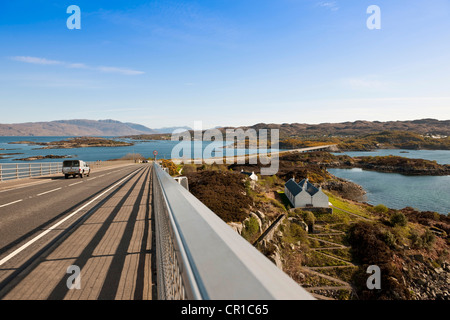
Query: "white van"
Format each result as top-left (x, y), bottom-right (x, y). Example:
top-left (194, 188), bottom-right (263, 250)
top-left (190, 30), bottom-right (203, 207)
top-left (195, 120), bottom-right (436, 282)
top-left (62, 160), bottom-right (90, 179)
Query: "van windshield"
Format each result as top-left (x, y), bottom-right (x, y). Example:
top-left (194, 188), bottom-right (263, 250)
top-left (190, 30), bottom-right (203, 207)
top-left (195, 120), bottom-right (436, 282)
top-left (63, 160), bottom-right (80, 167)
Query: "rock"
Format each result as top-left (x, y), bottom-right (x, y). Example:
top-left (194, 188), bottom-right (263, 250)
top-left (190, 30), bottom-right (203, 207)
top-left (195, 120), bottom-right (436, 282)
top-left (228, 222), bottom-right (243, 235)
top-left (255, 210), bottom-right (266, 221)
top-left (287, 217), bottom-right (308, 232)
top-left (434, 268), bottom-right (444, 274)
top-left (269, 250), bottom-right (283, 271)
top-left (410, 254), bottom-right (424, 263)
top-left (250, 212), bottom-right (263, 231)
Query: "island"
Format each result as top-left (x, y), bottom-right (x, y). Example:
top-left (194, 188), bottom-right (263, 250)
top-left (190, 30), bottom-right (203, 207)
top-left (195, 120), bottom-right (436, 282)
top-left (8, 137), bottom-right (134, 149)
top-left (14, 155), bottom-right (72, 161)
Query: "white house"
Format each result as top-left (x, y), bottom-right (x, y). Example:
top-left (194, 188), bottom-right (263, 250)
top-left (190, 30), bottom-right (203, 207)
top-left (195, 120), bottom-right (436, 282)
top-left (240, 169), bottom-right (258, 181)
top-left (284, 178), bottom-right (329, 208)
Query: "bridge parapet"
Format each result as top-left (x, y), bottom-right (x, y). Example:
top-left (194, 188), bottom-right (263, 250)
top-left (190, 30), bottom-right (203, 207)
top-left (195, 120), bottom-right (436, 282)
top-left (152, 162), bottom-right (314, 300)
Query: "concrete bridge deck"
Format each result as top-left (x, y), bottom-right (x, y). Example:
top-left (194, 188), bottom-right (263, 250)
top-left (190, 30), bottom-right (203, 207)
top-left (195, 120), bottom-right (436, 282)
top-left (0, 164), bottom-right (155, 300)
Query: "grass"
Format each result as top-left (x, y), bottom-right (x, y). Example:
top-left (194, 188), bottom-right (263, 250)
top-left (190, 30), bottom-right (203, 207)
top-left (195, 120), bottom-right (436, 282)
top-left (325, 191), bottom-right (373, 219)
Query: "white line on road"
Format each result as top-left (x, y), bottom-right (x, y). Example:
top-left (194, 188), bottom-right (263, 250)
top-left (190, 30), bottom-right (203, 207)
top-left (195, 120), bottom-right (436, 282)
top-left (87, 177), bottom-right (97, 181)
top-left (0, 180), bottom-right (52, 194)
top-left (69, 181), bottom-right (83, 187)
top-left (0, 167), bottom-right (142, 266)
top-left (36, 187), bottom-right (62, 197)
top-left (0, 199), bottom-right (23, 208)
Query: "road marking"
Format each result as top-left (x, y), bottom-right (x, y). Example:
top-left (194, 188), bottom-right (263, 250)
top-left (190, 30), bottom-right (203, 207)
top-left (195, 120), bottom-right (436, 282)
top-left (0, 199), bottom-right (23, 208)
top-left (87, 177), bottom-right (97, 181)
top-left (98, 174), bottom-right (105, 178)
top-left (36, 187), bottom-right (62, 197)
top-left (0, 180), bottom-right (52, 194)
top-left (0, 168), bottom-right (142, 266)
top-left (69, 181), bottom-right (83, 186)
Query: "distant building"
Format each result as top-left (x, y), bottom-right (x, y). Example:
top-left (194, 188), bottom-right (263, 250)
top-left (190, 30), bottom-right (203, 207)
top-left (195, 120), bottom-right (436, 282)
top-left (240, 169), bottom-right (258, 181)
top-left (284, 178), bottom-right (329, 208)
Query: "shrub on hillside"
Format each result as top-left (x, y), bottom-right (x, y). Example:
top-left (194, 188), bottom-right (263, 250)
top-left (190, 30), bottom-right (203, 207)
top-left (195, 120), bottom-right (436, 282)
top-left (390, 212), bottom-right (408, 227)
top-left (185, 171), bottom-right (252, 223)
top-left (348, 222), bottom-right (411, 300)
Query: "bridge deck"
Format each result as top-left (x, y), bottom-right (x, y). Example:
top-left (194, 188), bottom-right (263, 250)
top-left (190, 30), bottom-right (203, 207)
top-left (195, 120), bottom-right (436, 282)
top-left (1, 166), bottom-right (155, 300)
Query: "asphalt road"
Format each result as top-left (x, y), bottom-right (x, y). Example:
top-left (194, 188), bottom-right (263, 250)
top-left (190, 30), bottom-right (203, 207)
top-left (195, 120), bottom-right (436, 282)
top-left (0, 163), bottom-right (146, 257)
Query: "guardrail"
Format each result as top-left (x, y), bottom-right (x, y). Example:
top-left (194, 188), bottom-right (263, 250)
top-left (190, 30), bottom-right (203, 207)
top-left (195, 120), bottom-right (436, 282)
top-left (152, 162), bottom-right (314, 300)
top-left (0, 160), bottom-right (139, 182)
top-left (0, 162), bottom-right (63, 182)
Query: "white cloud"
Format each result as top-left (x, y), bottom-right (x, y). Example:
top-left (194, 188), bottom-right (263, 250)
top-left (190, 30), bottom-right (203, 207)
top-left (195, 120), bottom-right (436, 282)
top-left (96, 66), bottom-right (145, 75)
top-left (10, 56), bottom-right (63, 65)
top-left (9, 56), bottom-right (144, 76)
top-left (317, 1), bottom-right (339, 11)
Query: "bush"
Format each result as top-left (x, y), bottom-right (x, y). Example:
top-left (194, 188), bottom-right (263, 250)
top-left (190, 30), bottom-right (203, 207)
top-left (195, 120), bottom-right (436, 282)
top-left (390, 212), bottom-right (408, 227)
top-left (409, 228), bottom-right (435, 249)
top-left (301, 211), bottom-right (316, 226)
top-left (185, 171), bottom-right (252, 223)
top-left (161, 159), bottom-right (178, 176)
top-left (373, 204), bottom-right (389, 214)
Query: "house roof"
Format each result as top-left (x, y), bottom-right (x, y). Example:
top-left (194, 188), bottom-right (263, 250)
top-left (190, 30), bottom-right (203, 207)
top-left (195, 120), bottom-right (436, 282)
top-left (285, 178), bottom-right (320, 197)
top-left (285, 178), bottom-right (303, 196)
top-left (298, 179), bottom-right (320, 196)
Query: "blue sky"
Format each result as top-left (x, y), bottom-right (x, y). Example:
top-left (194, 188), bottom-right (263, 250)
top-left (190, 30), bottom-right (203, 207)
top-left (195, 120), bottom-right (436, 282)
top-left (1, 0), bottom-right (449, 129)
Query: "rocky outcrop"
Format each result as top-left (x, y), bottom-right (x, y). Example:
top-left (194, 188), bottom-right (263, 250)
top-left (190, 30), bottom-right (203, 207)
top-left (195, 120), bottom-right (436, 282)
top-left (406, 261), bottom-right (450, 300)
top-left (322, 177), bottom-right (367, 202)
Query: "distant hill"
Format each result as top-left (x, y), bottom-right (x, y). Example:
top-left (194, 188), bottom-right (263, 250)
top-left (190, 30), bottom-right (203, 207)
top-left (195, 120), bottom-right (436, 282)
top-left (153, 126), bottom-right (192, 134)
top-left (0, 119), bottom-right (158, 136)
top-left (224, 119), bottom-right (450, 139)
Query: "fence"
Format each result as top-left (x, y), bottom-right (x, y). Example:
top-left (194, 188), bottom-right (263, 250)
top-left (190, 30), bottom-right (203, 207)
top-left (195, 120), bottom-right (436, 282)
top-left (0, 160), bottom-right (137, 182)
top-left (152, 162), bottom-right (314, 300)
top-left (0, 162), bottom-right (63, 182)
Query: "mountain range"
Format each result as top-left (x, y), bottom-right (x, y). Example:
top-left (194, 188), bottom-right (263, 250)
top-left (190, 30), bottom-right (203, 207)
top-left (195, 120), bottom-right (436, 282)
top-left (0, 119), bottom-right (190, 136)
top-left (226, 119), bottom-right (450, 139)
top-left (0, 118), bottom-right (448, 137)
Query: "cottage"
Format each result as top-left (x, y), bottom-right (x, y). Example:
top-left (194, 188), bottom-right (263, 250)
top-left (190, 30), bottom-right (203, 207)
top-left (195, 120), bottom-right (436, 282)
top-left (240, 169), bottom-right (258, 181)
top-left (284, 178), bottom-right (329, 208)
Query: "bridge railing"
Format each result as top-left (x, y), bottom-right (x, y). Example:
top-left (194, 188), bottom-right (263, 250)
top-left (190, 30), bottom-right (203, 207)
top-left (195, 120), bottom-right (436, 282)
top-left (152, 162), bottom-right (314, 300)
top-left (0, 162), bottom-right (63, 182)
top-left (0, 160), bottom-right (137, 182)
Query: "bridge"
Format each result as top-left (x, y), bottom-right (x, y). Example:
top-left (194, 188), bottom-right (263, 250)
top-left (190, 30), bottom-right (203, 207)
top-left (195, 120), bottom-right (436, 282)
top-left (0, 161), bottom-right (314, 300)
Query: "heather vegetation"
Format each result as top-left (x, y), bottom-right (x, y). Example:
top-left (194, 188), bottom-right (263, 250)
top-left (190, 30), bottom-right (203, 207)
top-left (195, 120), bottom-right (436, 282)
top-left (173, 148), bottom-right (450, 300)
top-left (279, 130), bottom-right (450, 151)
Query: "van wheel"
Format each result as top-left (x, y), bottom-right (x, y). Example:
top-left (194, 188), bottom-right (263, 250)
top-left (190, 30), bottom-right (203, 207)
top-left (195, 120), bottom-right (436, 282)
top-left (80, 173), bottom-right (83, 178)
top-left (65, 174), bottom-right (69, 179)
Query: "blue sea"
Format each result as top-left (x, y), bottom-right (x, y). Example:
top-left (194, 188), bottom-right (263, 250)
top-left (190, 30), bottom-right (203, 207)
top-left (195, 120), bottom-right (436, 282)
top-left (1, 138), bottom-right (449, 214)
top-left (0, 136), bottom-right (278, 163)
top-left (329, 149), bottom-right (450, 214)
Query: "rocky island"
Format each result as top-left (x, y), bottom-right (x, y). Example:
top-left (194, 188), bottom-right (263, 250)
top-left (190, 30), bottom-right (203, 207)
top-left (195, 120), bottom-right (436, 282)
top-left (8, 137), bottom-right (134, 149)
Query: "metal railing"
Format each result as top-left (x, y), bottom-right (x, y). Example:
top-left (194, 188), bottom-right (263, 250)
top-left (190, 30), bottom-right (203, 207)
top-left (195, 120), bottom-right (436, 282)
top-left (0, 162), bottom-right (63, 182)
top-left (152, 162), bottom-right (314, 300)
top-left (0, 160), bottom-right (138, 182)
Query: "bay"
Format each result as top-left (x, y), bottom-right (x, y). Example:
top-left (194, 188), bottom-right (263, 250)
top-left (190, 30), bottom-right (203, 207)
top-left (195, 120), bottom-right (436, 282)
top-left (0, 136), bottom-right (280, 163)
top-left (328, 151), bottom-right (450, 214)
